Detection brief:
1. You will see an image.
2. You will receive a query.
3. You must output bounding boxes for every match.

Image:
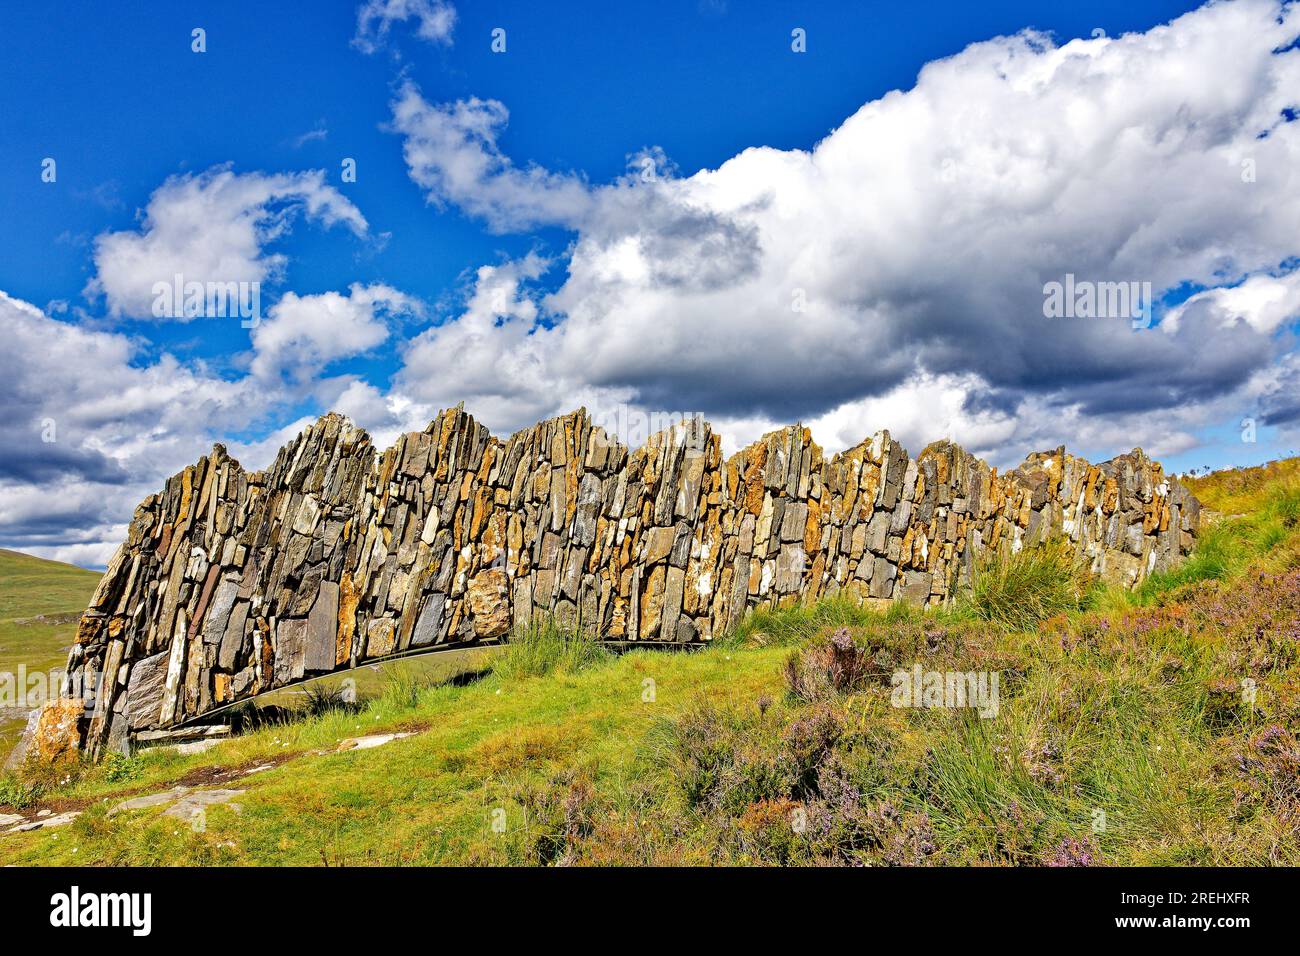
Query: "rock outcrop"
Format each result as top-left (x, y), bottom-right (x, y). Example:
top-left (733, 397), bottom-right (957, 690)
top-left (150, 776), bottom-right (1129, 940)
top-left (60, 406), bottom-right (1200, 757)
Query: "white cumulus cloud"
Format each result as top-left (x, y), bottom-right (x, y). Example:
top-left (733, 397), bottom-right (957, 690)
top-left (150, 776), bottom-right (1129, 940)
top-left (88, 167), bottom-right (368, 320)
top-left (250, 283), bottom-right (423, 384)
top-left (353, 0), bottom-right (456, 55)
top-left (387, 0), bottom-right (1300, 463)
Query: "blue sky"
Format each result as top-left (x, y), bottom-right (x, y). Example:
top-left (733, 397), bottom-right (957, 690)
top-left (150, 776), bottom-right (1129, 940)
top-left (1, 0), bottom-right (1298, 566)
top-left (4, 0), bottom-right (1206, 331)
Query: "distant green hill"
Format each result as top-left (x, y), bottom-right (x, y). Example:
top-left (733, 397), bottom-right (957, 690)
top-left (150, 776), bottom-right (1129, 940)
top-left (0, 549), bottom-right (101, 755)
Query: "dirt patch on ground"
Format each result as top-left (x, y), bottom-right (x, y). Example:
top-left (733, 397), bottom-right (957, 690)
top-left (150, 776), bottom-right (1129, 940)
top-left (2, 715), bottom-right (435, 825)
top-left (170, 753), bottom-right (297, 787)
top-left (0, 752), bottom-right (300, 821)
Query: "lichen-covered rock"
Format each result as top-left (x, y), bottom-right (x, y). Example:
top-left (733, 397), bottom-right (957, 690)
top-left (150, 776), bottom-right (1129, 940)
top-left (61, 406), bottom-right (1201, 758)
top-left (12, 698), bottom-right (86, 766)
top-left (467, 569), bottom-right (510, 639)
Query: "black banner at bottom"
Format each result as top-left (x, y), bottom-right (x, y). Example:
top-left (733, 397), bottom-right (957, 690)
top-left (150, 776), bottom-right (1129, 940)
top-left (0, 865), bottom-right (1277, 942)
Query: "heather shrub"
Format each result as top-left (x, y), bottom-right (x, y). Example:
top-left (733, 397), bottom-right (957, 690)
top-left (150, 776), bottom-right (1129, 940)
top-left (783, 627), bottom-right (880, 702)
top-left (657, 697), bottom-right (939, 865)
top-left (1227, 725), bottom-right (1300, 817)
top-left (1043, 836), bottom-right (1097, 867)
top-left (1202, 676), bottom-right (1247, 730)
top-left (663, 703), bottom-right (787, 814)
top-left (515, 770), bottom-right (598, 866)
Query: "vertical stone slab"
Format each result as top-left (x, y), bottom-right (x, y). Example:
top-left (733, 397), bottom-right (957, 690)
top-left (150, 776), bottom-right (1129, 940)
top-left (159, 609), bottom-right (188, 727)
top-left (303, 581), bottom-right (340, 673)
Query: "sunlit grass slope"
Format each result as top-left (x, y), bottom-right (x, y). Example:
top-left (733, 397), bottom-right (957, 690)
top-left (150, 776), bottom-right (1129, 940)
top-left (1, 462), bottom-right (1297, 866)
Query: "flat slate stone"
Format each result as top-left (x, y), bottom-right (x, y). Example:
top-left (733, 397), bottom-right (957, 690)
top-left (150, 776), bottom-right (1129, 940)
top-left (218, 600), bottom-right (249, 671)
top-left (202, 579), bottom-right (240, 646)
top-left (336, 732), bottom-right (414, 752)
top-left (163, 789), bottom-right (244, 820)
top-left (410, 593), bottom-right (445, 647)
top-left (5, 811), bottom-right (80, 833)
top-left (124, 651), bottom-right (170, 730)
top-left (109, 786), bottom-right (244, 821)
top-left (108, 788), bottom-right (190, 816)
top-left (303, 580), bottom-right (339, 673)
top-left (276, 619), bottom-right (308, 684)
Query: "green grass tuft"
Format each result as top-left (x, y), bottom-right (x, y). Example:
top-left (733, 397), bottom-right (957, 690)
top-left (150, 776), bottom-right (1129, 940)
top-left (1260, 482), bottom-right (1300, 528)
top-left (102, 751), bottom-right (146, 784)
top-left (0, 772), bottom-right (45, 810)
top-left (964, 543), bottom-right (1090, 631)
top-left (717, 595), bottom-right (903, 648)
top-left (300, 682), bottom-right (363, 719)
top-left (494, 618), bottom-right (612, 680)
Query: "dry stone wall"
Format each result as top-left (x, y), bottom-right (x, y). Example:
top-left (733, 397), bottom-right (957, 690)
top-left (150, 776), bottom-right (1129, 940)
top-left (64, 406), bottom-right (1200, 756)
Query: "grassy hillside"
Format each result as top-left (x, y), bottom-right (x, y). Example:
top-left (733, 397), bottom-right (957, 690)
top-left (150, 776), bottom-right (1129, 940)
top-left (1, 463), bottom-right (1297, 866)
top-left (1185, 457), bottom-right (1300, 516)
top-left (0, 549), bottom-right (100, 756)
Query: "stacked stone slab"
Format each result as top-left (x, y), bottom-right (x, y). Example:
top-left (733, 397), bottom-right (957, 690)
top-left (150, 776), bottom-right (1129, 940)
top-left (63, 407), bottom-right (1200, 756)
